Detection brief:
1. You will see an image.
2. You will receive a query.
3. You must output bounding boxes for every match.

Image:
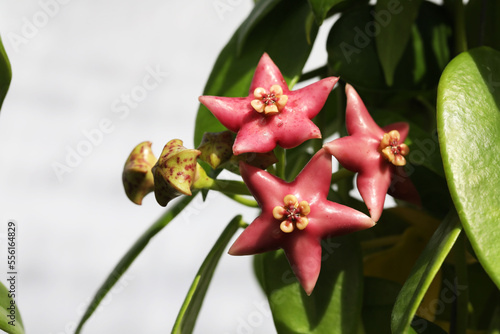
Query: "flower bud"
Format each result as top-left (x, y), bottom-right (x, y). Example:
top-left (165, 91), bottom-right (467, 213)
top-left (221, 151), bottom-right (278, 174)
top-left (122, 141), bottom-right (157, 205)
top-left (196, 131), bottom-right (234, 169)
top-left (152, 139), bottom-right (201, 207)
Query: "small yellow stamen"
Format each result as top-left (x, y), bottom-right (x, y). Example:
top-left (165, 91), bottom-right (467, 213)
top-left (251, 85), bottom-right (288, 115)
top-left (379, 130), bottom-right (409, 166)
top-left (273, 194), bottom-right (311, 233)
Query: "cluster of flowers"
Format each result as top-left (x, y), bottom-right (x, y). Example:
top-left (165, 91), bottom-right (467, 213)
top-left (122, 54), bottom-right (420, 295)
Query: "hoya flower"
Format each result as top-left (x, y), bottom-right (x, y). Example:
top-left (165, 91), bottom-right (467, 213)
top-left (199, 53), bottom-right (339, 155)
top-left (323, 84), bottom-right (420, 222)
top-left (229, 149), bottom-right (375, 295)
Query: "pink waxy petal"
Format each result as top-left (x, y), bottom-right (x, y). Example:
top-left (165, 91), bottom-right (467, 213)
top-left (283, 235), bottom-right (322, 296)
top-left (290, 77), bottom-right (339, 119)
top-left (345, 84), bottom-right (384, 138)
top-left (382, 122), bottom-right (410, 142)
top-left (249, 53), bottom-right (288, 94)
top-left (198, 96), bottom-right (250, 132)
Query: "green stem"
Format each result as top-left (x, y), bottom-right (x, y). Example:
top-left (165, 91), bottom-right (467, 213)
top-left (331, 168), bottom-right (355, 184)
top-left (453, 230), bottom-right (468, 334)
top-left (299, 65), bottom-right (328, 82)
top-left (209, 179), bottom-right (251, 196)
top-left (75, 193), bottom-right (197, 334)
top-left (275, 146), bottom-right (286, 180)
top-left (454, 0), bottom-right (468, 55)
top-left (172, 215), bottom-right (244, 333)
top-left (222, 192), bottom-right (259, 208)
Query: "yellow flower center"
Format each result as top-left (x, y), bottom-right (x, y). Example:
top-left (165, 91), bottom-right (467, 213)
top-left (251, 85), bottom-right (288, 115)
top-left (379, 130), bottom-right (410, 166)
top-left (272, 194), bottom-right (310, 233)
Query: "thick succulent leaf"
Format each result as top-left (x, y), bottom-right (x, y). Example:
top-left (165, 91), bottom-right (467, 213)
top-left (0, 280), bottom-right (24, 334)
top-left (172, 215), bottom-right (242, 334)
top-left (437, 47), bottom-right (500, 289)
top-left (374, 0), bottom-right (423, 86)
top-left (0, 36), bottom-right (12, 110)
top-left (75, 194), bottom-right (196, 334)
top-left (194, 0), bottom-right (318, 146)
top-left (391, 211), bottom-right (462, 334)
top-left (254, 235), bottom-right (363, 334)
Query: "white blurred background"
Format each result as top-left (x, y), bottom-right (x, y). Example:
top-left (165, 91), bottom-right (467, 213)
top-left (0, 1), bottom-right (335, 333)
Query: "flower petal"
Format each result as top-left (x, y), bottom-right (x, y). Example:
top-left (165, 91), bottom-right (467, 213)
top-left (292, 148), bottom-right (332, 201)
top-left (249, 53), bottom-right (288, 94)
top-left (283, 235), bottom-right (322, 295)
top-left (356, 163), bottom-right (392, 222)
top-left (312, 201), bottom-right (376, 237)
top-left (289, 77), bottom-right (339, 119)
top-left (198, 96), bottom-right (251, 132)
top-left (228, 214), bottom-right (282, 255)
top-left (345, 84), bottom-right (384, 139)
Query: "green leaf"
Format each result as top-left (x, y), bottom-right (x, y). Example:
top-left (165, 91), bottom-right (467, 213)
top-left (194, 0), bottom-right (318, 146)
top-left (466, 0), bottom-right (500, 52)
top-left (236, 0), bottom-right (281, 55)
top-left (391, 211), bottom-right (462, 334)
top-left (172, 215), bottom-right (243, 334)
top-left (0, 280), bottom-right (24, 334)
top-left (363, 278), bottom-right (447, 334)
top-left (254, 235), bottom-right (363, 334)
top-left (0, 36), bottom-right (12, 110)
top-left (375, 0), bottom-right (423, 86)
top-left (307, 0), bottom-right (346, 25)
top-left (437, 47), bottom-right (500, 289)
top-left (326, 2), bottom-right (451, 93)
top-left (75, 194), bottom-right (196, 334)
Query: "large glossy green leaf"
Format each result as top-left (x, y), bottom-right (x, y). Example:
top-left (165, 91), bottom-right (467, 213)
top-left (391, 211), bottom-right (462, 334)
top-left (75, 194), bottom-right (196, 334)
top-left (375, 0), bottom-right (423, 86)
top-left (254, 235), bottom-right (363, 334)
top-left (0, 36), bottom-right (12, 110)
top-left (172, 215), bottom-right (242, 334)
top-left (194, 0), bottom-right (318, 146)
top-left (0, 280), bottom-right (24, 334)
top-left (437, 47), bottom-right (500, 289)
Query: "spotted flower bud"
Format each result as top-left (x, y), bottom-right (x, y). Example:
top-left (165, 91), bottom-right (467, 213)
top-left (197, 131), bottom-right (234, 169)
top-left (152, 139), bottom-right (201, 207)
top-left (221, 151), bottom-right (278, 174)
top-left (122, 141), bottom-right (157, 205)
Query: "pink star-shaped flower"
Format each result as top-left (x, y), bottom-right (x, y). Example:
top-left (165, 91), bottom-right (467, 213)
top-left (228, 148), bottom-right (375, 295)
top-left (323, 84), bottom-right (421, 222)
top-left (199, 53), bottom-right (339, 155)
